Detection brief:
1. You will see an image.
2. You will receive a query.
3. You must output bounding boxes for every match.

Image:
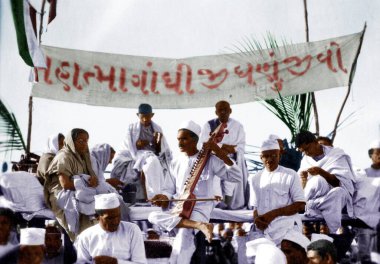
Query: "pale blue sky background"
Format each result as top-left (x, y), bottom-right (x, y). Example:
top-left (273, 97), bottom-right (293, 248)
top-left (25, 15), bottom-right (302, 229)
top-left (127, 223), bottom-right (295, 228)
top-left (1, 0), bottom-right (379, 168)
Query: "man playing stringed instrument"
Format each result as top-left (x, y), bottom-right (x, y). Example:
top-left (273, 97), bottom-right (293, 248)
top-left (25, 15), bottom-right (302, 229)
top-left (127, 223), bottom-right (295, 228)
top-left (148, 120), bottom-right (242, 264)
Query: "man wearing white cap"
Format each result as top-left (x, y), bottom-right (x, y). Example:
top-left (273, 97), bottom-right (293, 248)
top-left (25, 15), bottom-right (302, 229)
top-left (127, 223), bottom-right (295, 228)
top-left (199, 100), bottom-right (249, 209)
top-left (0, 227), bottom-right (46, 264)
top-left (148, 120), bottom-right (242, 264)
top-left (280, 230), bottom-right (310, 264)
top-left (111, 103), bottom-right (172, 200)
top-left (246, 238), bottom-right (287, 264)
top-left (249, 139), bottom-right (305, 245)
top-left (75, 193), bottom-right (146, 264)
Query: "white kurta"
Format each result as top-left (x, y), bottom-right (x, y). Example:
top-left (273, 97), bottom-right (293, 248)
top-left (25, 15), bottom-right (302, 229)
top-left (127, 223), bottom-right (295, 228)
top-left (249, 165), bottom-right (305, 245)
top-left (352, 167), bottom-right (380, 229)
top-left (75, 222), bottom-right (147, 264)
top-left (298, 145), bottom-right (356, 233)
top-left (199, 118), bottom-right (249, 209)
top-left (148, 153), bottom-right (242, 264)
top-left (114, 121), bottom-right (172, 199)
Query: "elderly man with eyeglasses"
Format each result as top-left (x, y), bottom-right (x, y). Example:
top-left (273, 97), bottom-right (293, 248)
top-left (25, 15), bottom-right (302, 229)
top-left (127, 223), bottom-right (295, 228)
top-left (248, 138), bottom-right (306, 246)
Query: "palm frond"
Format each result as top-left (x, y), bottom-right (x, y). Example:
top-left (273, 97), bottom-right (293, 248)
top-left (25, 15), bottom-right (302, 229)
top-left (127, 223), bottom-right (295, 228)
top-left (0, 98), bottom-right (26, 154)
top-left (233, 33), bottom-right (313, 143)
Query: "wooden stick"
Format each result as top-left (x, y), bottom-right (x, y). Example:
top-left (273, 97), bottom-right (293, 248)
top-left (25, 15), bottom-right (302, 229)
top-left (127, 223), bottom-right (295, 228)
top-left (147, 197), bottom-right (221, 202)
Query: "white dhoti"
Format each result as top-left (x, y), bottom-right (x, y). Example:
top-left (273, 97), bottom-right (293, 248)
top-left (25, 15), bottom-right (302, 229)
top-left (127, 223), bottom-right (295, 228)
top-left (148, 203), bottom-right (213, 264)
top-left (304, 176), bottom-right (349, 233)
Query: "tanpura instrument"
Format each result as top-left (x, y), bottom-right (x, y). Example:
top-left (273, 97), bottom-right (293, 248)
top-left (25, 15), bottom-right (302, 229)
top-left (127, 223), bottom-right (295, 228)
top-left (168, 122), bottom-right (228, 219)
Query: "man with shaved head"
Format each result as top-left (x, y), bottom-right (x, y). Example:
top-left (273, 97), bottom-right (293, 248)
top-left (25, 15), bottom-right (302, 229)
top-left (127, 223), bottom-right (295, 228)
top-left (199, 100), bottom-right (249, 209)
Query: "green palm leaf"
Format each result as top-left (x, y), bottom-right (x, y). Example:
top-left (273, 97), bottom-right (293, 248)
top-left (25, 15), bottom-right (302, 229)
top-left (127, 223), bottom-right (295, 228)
top-left (0, 98), bottom-right (26, 154)
top-left (237, 34), bottom-right (313, 143)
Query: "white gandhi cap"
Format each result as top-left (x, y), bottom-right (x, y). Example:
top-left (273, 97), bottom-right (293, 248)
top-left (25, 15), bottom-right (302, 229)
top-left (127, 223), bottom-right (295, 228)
top-left (311, 233), bottom-right (334, 243)
top-left (94, 193), bottom-right (120, 210)
top-left (179, 120), bottom-right (201, 137)
top-left (261, 139), bottom-right (280, 152)
top-left (283, 230), bottom-right (311, 251)
top-left (20, 228), bottom-right (46, 245)
top-left (369, 139), bottom-right (380, 150)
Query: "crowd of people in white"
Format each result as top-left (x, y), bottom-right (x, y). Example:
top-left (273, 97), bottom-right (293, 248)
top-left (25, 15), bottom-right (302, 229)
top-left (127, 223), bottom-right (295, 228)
top-left (0, 101), bottom-right (379, 264)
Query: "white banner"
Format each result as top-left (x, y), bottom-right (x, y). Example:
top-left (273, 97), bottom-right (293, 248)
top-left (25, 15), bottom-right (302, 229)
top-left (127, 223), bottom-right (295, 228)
top-left (32, 30), bottom-right (364, 109)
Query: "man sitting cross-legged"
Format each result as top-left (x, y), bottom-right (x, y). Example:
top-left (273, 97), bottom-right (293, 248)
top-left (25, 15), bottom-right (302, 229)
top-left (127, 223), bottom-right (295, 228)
top-left (148, 120), bottom-right (242, 264)
top-left (295, 131), bottom-right (356, 234)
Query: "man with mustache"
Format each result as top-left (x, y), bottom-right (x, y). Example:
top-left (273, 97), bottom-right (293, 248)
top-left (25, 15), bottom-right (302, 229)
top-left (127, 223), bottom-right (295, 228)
top-left (148, 120), bottom-right (242, 264)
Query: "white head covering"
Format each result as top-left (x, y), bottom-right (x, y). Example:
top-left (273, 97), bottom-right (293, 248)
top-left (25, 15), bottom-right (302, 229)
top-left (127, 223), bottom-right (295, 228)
top-left (369, 139), bottom-right (380, 150)
top-left (248, 244), bottom-right (287, 264)
top-left (246, 238), bottom-right (275, 257)
top-left (94, 193), bottom-right (120, 210)
top-left (45, 133), bottom-right (61, 154)
top-left (283, 230), bottom-right (310, 251)
top-left (268, 134), bottom-right (281, 141)
top-left (261, 139), bottom-right (280, 152)
top-left (311, 233), bottom-right (334, 243)
top-left (20, 228), bottom-right (46, 245)
top-left (179, 120), bottom-right (201, 137)
top-left (91, 143), bottom-right (112, 181)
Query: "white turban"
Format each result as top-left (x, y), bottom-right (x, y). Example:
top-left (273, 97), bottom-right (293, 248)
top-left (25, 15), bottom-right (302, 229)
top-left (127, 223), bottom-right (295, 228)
top-left (283, 230), bottom-right (310, 251)
top-left (179, 120), bottom-right (201, 137)
top-left (94, 193), bottom-right (120, 210)
top-left (261, 139), bottom-right (280, 152)
top-left (369, 139), bottom-right (380, 150)
top-left (20, 228), bottom-right (46, 246)
top-left (311, 233), bottom-right (334, 243)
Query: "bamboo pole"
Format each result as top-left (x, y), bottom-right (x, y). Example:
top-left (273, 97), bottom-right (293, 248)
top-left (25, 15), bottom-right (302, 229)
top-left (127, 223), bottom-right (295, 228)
top-left (26, 0), bottom-right (47, 155)
top-left (303, 0), bottom-right (319, 136)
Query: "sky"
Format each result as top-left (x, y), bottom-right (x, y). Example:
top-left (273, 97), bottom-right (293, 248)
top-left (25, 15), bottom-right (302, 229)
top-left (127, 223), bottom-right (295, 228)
top-left (1, 0), bottom-right (379, 168)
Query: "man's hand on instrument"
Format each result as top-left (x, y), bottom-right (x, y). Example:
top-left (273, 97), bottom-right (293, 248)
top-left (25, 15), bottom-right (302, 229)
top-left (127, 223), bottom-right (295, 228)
top-left (221, 144), bottom-right (236, 154)
top-left (214, 195), bottom-right (223, 202)
top-left (151, 194), bottom-right (170, 209)
top-left (203, 140), bottom-right (220, 153)
top-left (136, 139), bottom-right (149, 150)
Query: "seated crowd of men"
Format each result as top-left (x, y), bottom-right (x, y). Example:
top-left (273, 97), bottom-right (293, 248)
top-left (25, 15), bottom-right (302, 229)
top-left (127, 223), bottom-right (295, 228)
top-left (0, 101), bottom-right (379, 264)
